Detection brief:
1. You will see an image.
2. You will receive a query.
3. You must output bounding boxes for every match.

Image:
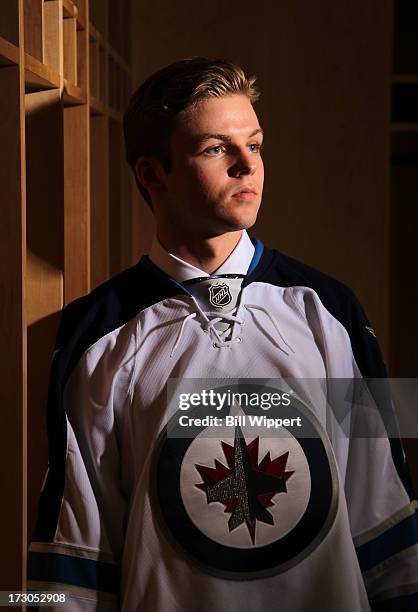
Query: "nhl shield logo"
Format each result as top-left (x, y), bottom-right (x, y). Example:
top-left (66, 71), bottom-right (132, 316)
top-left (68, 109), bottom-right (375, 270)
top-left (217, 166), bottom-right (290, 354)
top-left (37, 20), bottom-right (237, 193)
top-left (151, 387), bottom-right (338, 580)
top-left (208, 283), bottom-right (233, 308)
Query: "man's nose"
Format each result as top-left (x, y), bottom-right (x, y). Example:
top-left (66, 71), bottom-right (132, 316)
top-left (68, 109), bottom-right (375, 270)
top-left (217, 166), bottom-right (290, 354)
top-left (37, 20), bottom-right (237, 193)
top-left (229, 149), bottom-right (258, 177)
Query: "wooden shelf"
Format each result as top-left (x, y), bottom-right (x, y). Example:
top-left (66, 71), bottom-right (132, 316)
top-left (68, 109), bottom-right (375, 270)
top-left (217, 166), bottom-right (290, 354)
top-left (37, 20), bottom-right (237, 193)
top-left (1, 0), bottom-right (133, 596)
top-left (25, 53), bottom-right (61, 91)
top-left (391, 123), bottom-right (418, 133)
top-left (63, 79), bottom-right (87, 105)
top-left (0, 35), bottom-right (19, 66)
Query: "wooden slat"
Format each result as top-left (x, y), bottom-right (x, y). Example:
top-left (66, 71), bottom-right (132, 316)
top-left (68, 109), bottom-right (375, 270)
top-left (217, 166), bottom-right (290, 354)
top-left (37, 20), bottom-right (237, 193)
top-left (90, 116), bottom-right (110, 287)
top-left (25, 89), bottom-right (64, 543)
top-left (77, 28), bottom-right (87, 91)
top-left (90, 95), bottom-right (106, 116)
top-left (0, 35), bottom-right (20, 65)
top-left (62, 0), bottom-right (78, 20)
top-left (89, 39), bottom-right (99, 98)
top-left (108, 55), bottom-right (115, 109)
top-left (115, 63), bottom-right (121, 111)
top-left (25, 52), bottom-right (61, 91)
top-left (23, 0), bottom-right (43, 62)
top-left (63, 17), bottom-right (77, 85)
top-left (99, 43), bottom-right (107, 103)
top-left (73, 0), bottom-right (87, 29)
top-left (63, 79), bottom-right (86, 105)
top-left (64, 104), bottom-right (90, 302)
top-left (0, 64), bottom-right (26, 593)
top-left (43, 0), bottom-right (61, 74)
top-left (89, 21), bottom-right (100, 42)
top-left (107, 41), bottom-right (131, 76)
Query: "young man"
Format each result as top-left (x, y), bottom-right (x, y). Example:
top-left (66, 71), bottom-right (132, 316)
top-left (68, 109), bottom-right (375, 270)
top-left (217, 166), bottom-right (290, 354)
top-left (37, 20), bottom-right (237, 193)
top-left (28, 58), bottom-right (418, 611)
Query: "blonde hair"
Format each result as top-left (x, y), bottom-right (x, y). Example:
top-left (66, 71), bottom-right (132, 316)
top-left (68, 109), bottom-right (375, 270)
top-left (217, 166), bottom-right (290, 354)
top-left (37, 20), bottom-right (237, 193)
top-left (123, 57), bottom-right (260, 207)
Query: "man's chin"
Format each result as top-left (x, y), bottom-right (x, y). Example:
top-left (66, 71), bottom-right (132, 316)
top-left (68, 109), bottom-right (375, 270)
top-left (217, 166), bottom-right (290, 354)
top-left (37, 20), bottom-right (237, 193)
top-left (220, 211), bottom-right (259, 232)
top-left (195, 206), bottom-right (260, 237)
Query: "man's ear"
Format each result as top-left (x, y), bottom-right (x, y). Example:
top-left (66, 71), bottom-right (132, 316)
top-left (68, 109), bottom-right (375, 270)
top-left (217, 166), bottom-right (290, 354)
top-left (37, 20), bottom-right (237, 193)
top-left (135, 157), bottom-right (167, 195)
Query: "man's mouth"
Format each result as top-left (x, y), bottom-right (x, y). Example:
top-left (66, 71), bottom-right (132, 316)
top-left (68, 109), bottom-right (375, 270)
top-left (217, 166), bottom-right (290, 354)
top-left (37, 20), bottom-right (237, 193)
top-left (232, 187), bottom-right (258, 201)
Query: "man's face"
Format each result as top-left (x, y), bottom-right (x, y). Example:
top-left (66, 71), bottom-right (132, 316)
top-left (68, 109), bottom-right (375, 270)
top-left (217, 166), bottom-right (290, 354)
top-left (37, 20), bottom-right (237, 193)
top-left (156, 93), bottom-right (264, 238)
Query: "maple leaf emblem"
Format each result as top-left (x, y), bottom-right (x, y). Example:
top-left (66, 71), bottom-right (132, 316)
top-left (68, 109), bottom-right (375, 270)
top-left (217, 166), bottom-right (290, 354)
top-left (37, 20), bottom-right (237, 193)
top-left (195, 426), bottom-right (294, 544)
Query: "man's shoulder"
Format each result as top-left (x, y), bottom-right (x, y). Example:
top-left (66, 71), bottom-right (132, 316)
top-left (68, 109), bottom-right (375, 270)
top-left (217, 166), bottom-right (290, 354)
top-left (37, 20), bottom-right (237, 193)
top-left (255, 244), bottom-right (387, 376)
top-left (59, 263), bottom-right (141, 332)
top-left (56, 257), bottom-right (179, 355)
top-left (253, 244), bottom-right (358, 313)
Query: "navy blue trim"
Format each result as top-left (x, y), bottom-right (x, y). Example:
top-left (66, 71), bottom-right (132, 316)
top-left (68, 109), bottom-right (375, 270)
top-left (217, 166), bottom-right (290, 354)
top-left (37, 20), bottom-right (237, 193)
top-left (356, 509), bottom-right (418, 572)
top-left (27, 551), bottom-right (120, 594)
top-left (246, 239), bottom-right (264, 276)
top-left (141, 255), bottom-right (192, 296)
top-left (371, 592), bottom-right (418, 611)
top-left (243, 239), bottom-right (275, 288)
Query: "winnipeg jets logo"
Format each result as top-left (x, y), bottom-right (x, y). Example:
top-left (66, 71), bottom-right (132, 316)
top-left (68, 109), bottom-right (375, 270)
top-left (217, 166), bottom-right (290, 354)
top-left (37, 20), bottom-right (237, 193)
top-left (208, 283), bottom-right (232, 308)
top-left (152, 386), bottom-right (339, 579)
top-left (196, 427), bottom-right (294, 545)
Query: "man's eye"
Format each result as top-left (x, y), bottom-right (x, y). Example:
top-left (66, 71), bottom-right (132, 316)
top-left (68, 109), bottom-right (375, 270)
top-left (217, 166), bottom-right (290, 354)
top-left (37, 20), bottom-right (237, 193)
top-left (248, 143), bottom-right (262, 153)
top-left (204, 145), bottom-right (224, 156)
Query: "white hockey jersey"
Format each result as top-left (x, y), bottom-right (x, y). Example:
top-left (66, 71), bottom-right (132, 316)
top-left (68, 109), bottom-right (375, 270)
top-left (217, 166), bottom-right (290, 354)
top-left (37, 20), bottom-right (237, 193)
top-left (28, 236), bottom-right (418, 611)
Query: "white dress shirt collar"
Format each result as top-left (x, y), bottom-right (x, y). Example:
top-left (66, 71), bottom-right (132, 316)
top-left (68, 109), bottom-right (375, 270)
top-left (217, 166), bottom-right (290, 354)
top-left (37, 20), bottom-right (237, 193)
top-left (148, 230), bottom-right (255, 282)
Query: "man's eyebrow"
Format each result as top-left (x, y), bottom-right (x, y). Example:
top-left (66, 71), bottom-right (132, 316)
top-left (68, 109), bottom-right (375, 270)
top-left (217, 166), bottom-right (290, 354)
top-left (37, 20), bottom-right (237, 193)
top-left (194, 127), bottom-right (264, 144)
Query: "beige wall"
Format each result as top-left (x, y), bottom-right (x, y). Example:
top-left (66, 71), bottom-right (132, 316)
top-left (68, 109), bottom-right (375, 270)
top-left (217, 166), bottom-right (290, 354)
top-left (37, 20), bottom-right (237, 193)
top-left (131, 0), bottom-right (392, 357)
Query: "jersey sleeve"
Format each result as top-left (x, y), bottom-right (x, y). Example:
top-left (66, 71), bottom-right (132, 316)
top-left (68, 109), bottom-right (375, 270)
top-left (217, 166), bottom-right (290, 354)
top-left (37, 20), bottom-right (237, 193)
top-left (342, 292), bottom-right (418, 611)
top-left (346, 434), bottom-right (418, 611)
top-left (296, 279), bottom-right (418, 610)
top-left (27, 301), bottom-right (137, 611)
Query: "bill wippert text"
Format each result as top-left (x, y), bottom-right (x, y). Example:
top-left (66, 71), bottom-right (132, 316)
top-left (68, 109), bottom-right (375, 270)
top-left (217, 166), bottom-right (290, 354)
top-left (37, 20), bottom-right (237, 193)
top-left (178, 414), bottom-right (302, 429)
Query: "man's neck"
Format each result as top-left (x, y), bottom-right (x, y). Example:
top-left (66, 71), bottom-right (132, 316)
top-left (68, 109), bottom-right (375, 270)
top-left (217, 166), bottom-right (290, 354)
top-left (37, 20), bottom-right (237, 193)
top-left (156, 230), bottom-right (243, 275)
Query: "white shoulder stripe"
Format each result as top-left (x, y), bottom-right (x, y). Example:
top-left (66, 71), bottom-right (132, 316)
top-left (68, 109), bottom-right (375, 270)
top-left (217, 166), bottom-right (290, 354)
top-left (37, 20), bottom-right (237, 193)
top-left (369, 580), bottom-right (418, 605)
top-left (29, 541), bottom-right (116, 564)
top-left (353, 500), bottom-right (418, 548)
